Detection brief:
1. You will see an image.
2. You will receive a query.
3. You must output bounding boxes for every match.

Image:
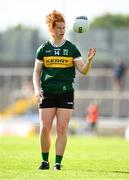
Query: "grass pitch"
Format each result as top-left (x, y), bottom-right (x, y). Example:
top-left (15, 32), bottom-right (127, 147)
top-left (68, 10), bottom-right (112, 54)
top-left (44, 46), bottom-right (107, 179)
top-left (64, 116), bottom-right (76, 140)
top-left (0, 135), bottom-right (129, 180)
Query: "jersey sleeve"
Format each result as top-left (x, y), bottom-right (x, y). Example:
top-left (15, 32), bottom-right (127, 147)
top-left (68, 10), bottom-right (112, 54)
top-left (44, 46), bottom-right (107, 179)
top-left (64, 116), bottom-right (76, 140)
top-left (72, 44), bottom-right (82, 61)
top-left (36, 45), bottom-right (44, 61)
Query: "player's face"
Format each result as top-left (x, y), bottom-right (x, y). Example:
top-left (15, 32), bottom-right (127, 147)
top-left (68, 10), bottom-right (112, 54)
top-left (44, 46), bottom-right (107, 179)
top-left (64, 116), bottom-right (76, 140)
top-left (51, 22), bottom-right (65, 40)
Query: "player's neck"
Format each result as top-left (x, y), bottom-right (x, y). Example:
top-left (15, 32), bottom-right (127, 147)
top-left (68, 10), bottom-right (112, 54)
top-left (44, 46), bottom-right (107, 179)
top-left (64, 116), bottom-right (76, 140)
top-left (51, 37), bottom-right (64, 46)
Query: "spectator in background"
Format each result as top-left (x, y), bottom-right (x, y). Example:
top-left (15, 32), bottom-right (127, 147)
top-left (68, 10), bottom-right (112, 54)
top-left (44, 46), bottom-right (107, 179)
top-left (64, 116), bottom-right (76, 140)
top-left (86, 102), bottom-right (99, 134)
top-left (113, 59), bottom-right (126, 91)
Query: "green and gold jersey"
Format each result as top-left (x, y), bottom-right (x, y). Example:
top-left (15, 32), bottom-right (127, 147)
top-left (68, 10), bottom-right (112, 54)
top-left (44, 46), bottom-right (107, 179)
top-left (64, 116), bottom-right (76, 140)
top-left (36, 40), bottom-right (81, 93)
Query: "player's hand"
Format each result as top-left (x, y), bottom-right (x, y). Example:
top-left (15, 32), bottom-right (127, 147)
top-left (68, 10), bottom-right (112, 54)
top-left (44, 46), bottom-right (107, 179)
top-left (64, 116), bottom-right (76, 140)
top-left (87, 48), bottom-right (96, 62)
top-left (35, 90), bottom-right (43, 104)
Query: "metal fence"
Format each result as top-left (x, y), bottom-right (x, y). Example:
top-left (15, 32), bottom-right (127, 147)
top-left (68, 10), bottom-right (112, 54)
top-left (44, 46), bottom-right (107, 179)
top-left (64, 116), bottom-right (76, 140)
top-left (0, 68), bottom-right (129, 118)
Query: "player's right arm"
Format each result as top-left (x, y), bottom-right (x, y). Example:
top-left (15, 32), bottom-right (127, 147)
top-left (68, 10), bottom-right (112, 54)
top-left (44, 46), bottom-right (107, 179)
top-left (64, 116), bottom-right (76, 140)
top-left (33, 45), bottom-right (44, 104)
top-left (33, 59), bottom-right (43, 104)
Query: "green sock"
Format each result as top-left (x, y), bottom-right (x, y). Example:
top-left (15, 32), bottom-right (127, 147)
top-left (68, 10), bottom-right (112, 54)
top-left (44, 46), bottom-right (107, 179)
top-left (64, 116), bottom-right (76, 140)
top-left (41, 152), bottom-right (49, 162)
top-left (55, 155), bottom-right (63, 164)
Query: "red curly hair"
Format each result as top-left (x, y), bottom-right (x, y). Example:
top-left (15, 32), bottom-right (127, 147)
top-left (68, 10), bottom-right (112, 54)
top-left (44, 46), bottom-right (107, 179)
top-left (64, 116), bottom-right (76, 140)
top-left (46, 10), bottom-right (65, 31)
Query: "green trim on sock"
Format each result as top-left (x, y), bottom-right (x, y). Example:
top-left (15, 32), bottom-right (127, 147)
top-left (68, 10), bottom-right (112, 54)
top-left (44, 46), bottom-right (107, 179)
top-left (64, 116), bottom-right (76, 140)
top-left (55, 155), bottom-right (63, 164)
top-left (42, 152), bottom-right (49, 162)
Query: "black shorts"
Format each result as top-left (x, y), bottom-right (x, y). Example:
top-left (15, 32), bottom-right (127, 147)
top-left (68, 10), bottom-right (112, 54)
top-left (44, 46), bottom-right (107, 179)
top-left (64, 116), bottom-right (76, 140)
top-left (39, 91), bottom-right (74, 109)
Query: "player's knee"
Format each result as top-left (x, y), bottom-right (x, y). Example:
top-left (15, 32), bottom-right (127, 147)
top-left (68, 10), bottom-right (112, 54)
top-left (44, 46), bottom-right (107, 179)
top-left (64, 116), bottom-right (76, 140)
top-left (57, 125), bottom-right (68, 136)
top-left (40, 124), bottom-right (51, 135)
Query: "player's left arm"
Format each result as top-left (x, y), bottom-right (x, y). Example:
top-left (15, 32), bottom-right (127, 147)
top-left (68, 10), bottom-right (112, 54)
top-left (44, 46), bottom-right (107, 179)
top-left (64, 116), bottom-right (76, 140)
top-left (74, 48), bottom-right (96, 75)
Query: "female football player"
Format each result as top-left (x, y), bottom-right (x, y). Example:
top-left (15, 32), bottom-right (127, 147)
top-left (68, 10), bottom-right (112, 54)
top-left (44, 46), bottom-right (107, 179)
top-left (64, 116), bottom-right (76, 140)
top-left (33, 10), bottom-right (96, 170)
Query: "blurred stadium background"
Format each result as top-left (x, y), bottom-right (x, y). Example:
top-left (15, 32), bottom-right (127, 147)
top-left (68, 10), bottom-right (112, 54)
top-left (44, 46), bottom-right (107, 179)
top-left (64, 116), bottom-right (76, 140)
top-left (0, 14), bottom-right (129, 138)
